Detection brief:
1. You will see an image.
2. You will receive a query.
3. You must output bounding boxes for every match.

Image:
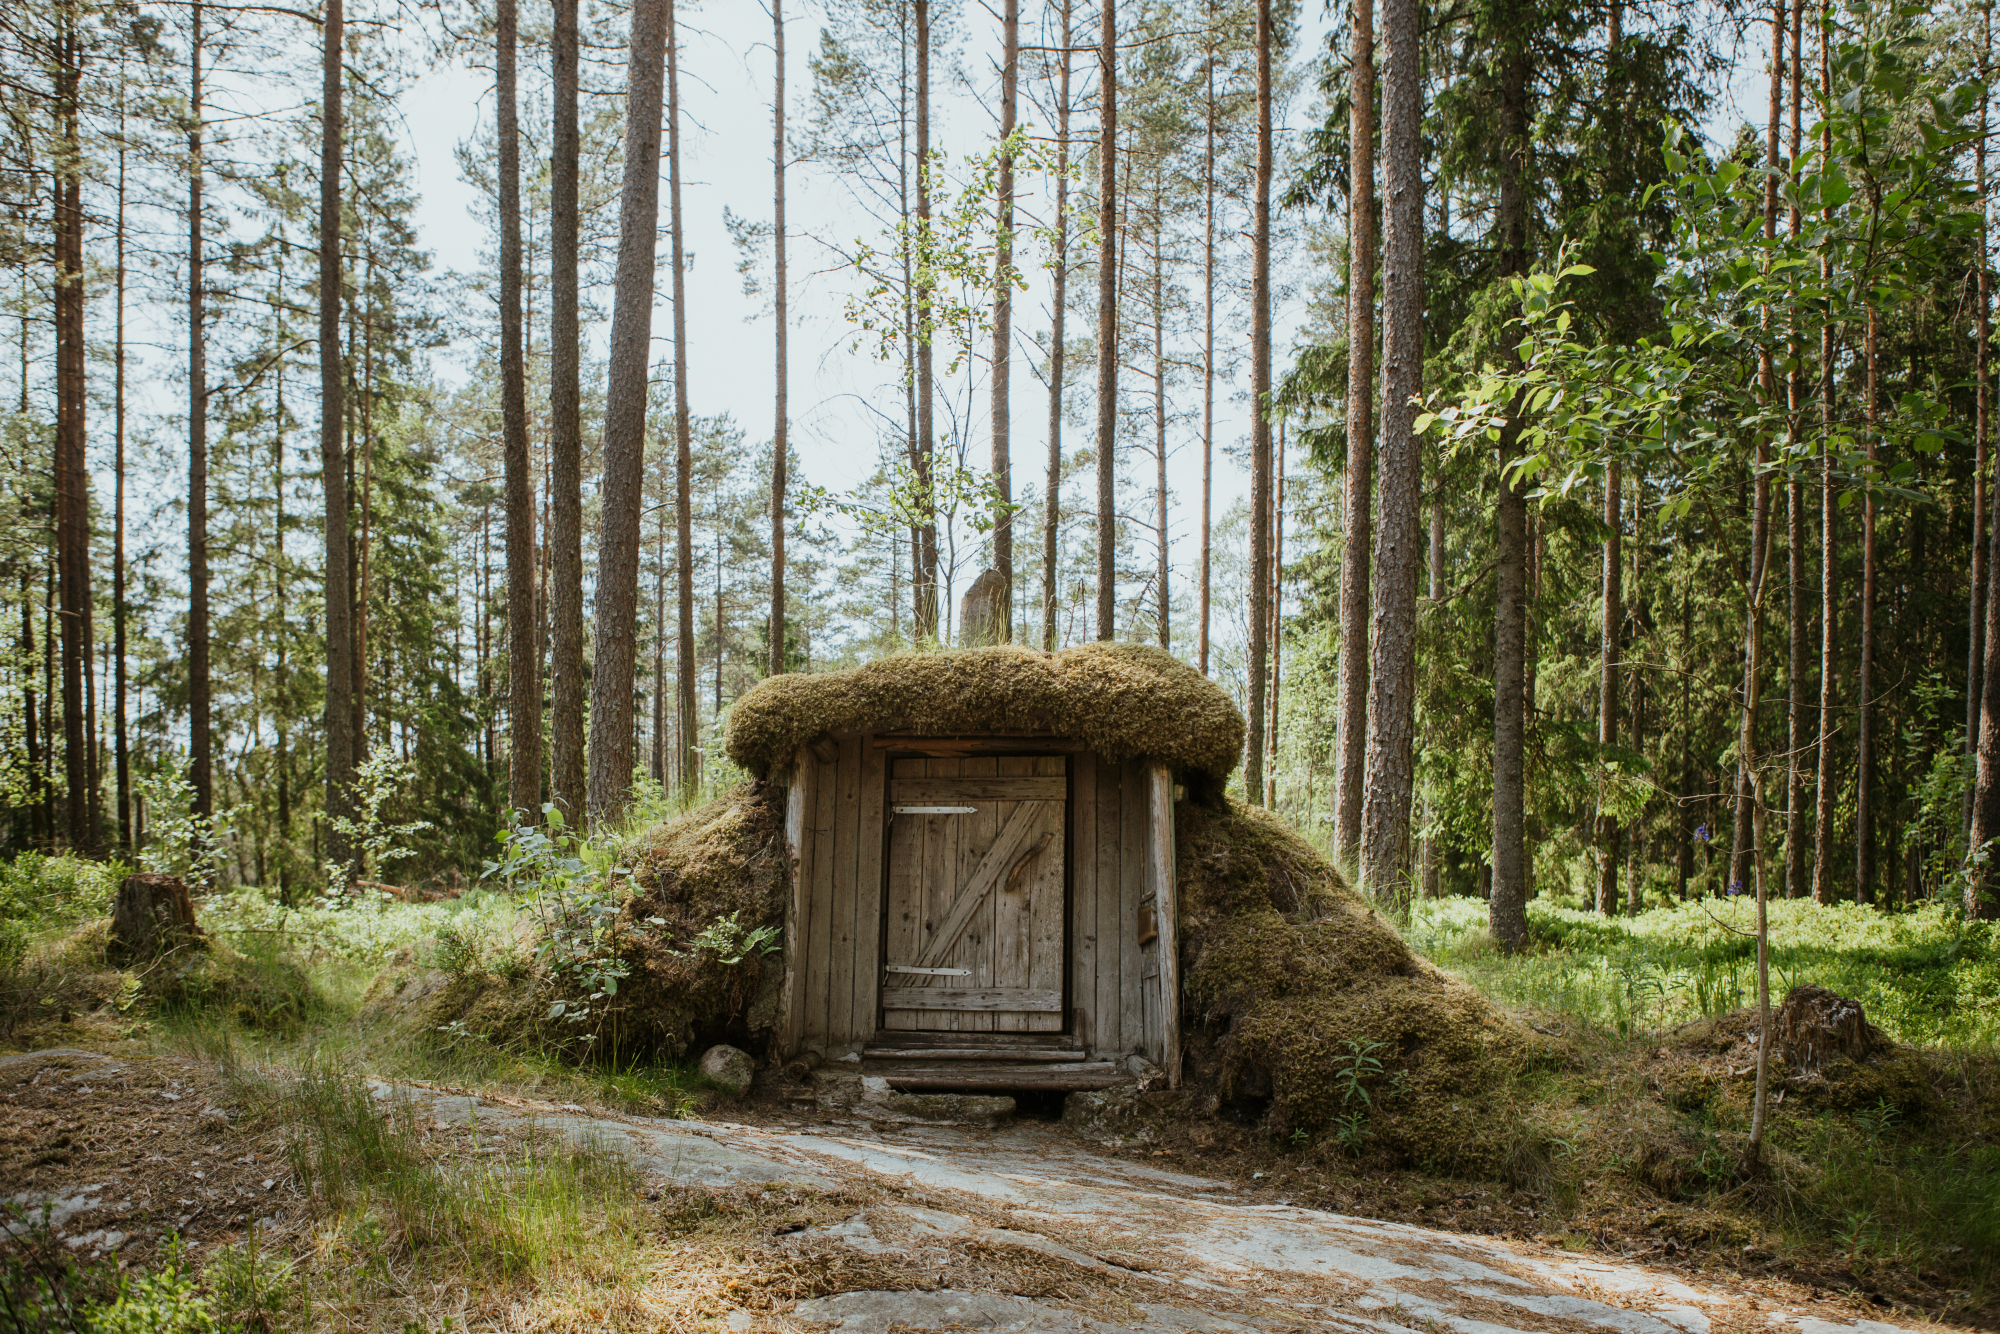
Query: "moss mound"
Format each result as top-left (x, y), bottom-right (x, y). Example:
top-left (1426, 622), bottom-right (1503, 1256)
top-left (725, 643), bottom-right (1246, 783)
top-left (608, 783), bottom-right (788, 1058)
top-left (1176, 799), bottom-right (1549, 1172)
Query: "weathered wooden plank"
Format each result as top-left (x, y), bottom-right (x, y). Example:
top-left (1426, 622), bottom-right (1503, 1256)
top-left (867, 1028), bottom-right (1080, 1051)
top-left (993, 757), bottom-right (1031, 1035)
top-left (1070, 751), bottom-right (1098, 1054)
top-left (1149, 761), bottom-right (1181, 1088)
top-left (874, 735), bottom-right (1091, 755)
top-left (961, 757), bottom-right (998, 1033)
top-left (889, 776), bottom-right (1067, 803)
top-left (912, 803), bottom-right (1052, 971)
top-left (871, 1061), bottom-right (1129, 1092)
top-left (920, 759), bottom-right (956, 1033)
top-left (781, 748), bottom-right (810, 1057)
top-left (825, 734), bottom-right (864, 1048)
top-left (851, 737), bottom-right (887, 1042)
top-left (1025, 756), bottom-right (1065, 1034)
top-left (880, 987), bottom-right (1062, 1013)
top-left (1095, 754), bottom-right (1123, 1056)
top-left (1120, 758), bottom-right (1147, 1059)
top-left (804, 750), bottom-right (838, 1052)
top-left (863, 1045), bottom-right (1087, 1061)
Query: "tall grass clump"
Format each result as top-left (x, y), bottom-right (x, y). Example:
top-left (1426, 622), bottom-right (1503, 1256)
top-left (278, 1057), bottom-right (644, 1286)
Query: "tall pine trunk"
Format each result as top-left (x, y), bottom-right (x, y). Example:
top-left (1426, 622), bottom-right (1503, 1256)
top-left (54, 6), bottom-right (91, 849)
top-left (1153, 209), bottom-right (1169, 648)
top-left (1198, 3), bottom-right (1216, 672)
top-left (1597, 466), bottom-right (1622, 914)
top-left (1246, 0), bottom-right (1273, 800)
top-left (114, 80), bottom-right (130, 851)
top-left (549, 0), bottom-right (586, 818)
top-left (991, 0), bottom-right (1018, 635)
top-left (1811, 2), bottom-right (1837, 904)
top-left (187, 1), bottom-right (211, 835)
top-left (586, 0), bottom-right (669, 822)
top-left (499, 0), bottom-right (539, 819)
top-left (1043, 0), bottom-right (1073, 652)
top-left (670, 1), bottom-right (697, 792)
top-left (1359, 0), bottom-right (1427, 900)
top-left (321, 0), bottom-right (355, 876)
top-left (914, 0), bottom-right (938, 640)
top-left (1786, 0), bottom-right (1807, 897)
top-left (770, 0), bottom-right (789, 676)
top-left (1332, 0), bottom-right (1374, 861)
top-left (1965, 2), bottom-right (2000, 920)
top-left (1857, 303), bottom-right (1878, 903)
top-left (1094, 0), bottom-right (1119, 642)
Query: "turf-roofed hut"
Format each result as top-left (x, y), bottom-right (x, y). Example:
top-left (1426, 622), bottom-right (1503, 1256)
top-left (725, 643), bottom-right (1245, 1094)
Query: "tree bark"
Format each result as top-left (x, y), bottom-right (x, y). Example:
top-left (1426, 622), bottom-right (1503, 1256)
top-left (1811, 2), bottom-right (1836, 904)
top-left (1043, 0), bottom-right (1073, 653)
top-left (1597, 466), bottom-right (1622, 914)
top-left (1857, 303), bottom-right (1877, 903)
top-left (586, 0), bottom-right (669, 823)
top-left (114, 80), bottom-right (130, 851)
top-left (1246, 0), bottom-right (1273, 801)
top-left (1488, 30), bottom-right (1531, 946)
top-left (499, 0), bottom-right (539, 820)
top-left (54, 5), bottom-right (91, 850)
top-left (1786, 0), bottom-right (1807, 898)
top-left (991, 0), bottom-right (1018, 639)
top-left (670, 0), bottom-right (697, 793)
top-left (1095, 0), bottom-right (1119, 642)
top-left (1965, 3), bottom-right (2000, 920)
top-left (770, 0), bottom-right (789, 676)
top-left (1359, 0), bottom-right (1425, 899)
top-left (321, 0), bottom-right (355, 878)
top-left (914, 0), bottom-right (939, 641)
top-left (1154, 207), bottom-right (1170, 649)
top-left (549, 0), bottom-right (586, 818)
top-left (1332, 0), bottom-right (1374, 863)
top-left (186, 0), bottom-right (211, 837)
top-left (1198, 3), bottom-right (1216, 673)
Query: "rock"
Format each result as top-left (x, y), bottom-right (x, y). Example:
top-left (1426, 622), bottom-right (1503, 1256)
top-left (1062, 1084), bottom-right (1147, 1142)
top-left (811, 1070), bottom-right (1014, 1127)
top-left (958, 568), bottom-right (1010, 647)
top-left (1775, 985), bottom-right (1885, 1070)
top-left (699, 1044), bottom-right (755, 1098)
top-left (108, 874), bottom-right (202, 964)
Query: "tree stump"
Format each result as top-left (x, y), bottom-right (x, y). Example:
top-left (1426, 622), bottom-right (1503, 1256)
top-left (1774, 984), bottom-right (1884, 1071)
top-left (958, 568), bottom-right (1010, 647)
top-left (108, 873), bottom-right (203, 964)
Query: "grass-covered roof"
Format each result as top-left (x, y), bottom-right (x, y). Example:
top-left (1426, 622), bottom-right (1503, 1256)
top-left (725, 643), bottom-right (1247, 782)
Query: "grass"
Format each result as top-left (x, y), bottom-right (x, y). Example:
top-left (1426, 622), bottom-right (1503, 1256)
top-left (1408, 896), bottom-right (2000, 1047)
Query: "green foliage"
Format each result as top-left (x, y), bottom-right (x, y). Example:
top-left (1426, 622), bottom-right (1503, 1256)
top-left (484, 806), bottom-right (633, 1031)
top-left (327, 747), bottom-right (435, 897)
top-left (84, 1242), bottom-right (223, 1334)
top-left (133, 764), bottom-right (232, 886)
top-left (687, 912), bottom-right (780, 966)
top-left (1411, 897), bottom-right (2000, 1047)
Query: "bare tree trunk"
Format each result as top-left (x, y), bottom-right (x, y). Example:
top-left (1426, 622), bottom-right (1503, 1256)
top-left (1154, 213), bottom-right (1170, 650)
top-left (1043, 0), bottom-right (1072, 653)
top-left (1359, 0), bottom-right (1427, 901)
top-left (653, 509), bottom-right (668, 780)
top-left (321, 0), bottom-right (355, 878)
top-left (1094, 0), bottom-right (1119, 642)
top-left (670, 1), bottom-right (697, 793)
top-left (1786, 0), bottom-right (1807, 898)
top-left (1596, 466), bottom-right (1622, 914)
top-left (1246, 0), bottom-right (1272, 800)
top-left (1198, 5), bottom-right (1216, 673)
top-left (1811, 2), bottom-right (1837, 904)
top-left (1965, 3), bottom-right (2000, 920)
top-left (114, 81), bottom-right (130, 851)
top-left (586, 0), bottom-right (668, 823)
top-left (549, 0), bottom-right (586, 818)
top-left (1268, 429), bottom-right (1285, 804)
top-left (1332, 0), bottom-right (1374, 862)
top-left (1857, 303), bottom-right (1878, 904)
top-left (914, 0), bottom-right (939, 641)
top-left (992, 0), bottom-right (1018, 637)
top-left (53, 5), bottom-right (91, 849)
top-left (1488, 31), bottom-right (1531, 947)
top-left (770, 0), bottom-right (790, 676)
top-left (185, 0), bottom-right (211, 836)
top-left (1626, 480), bottom-right (1645, 913)
top-left (497, 0), bottom-right (540, 819)
top-left (1423, 489), bottom-right (1443, 897)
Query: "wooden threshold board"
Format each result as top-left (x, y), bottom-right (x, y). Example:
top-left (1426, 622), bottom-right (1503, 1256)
top-left (861, 1060), bottom-right (1128, 1092)
top-left (866, 1030), bottom-right (1078, 1051)
top-left (864, 1045), bottom-right (1087, 1062)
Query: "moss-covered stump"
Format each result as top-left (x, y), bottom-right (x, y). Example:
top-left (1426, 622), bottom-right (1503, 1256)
top-left (608, 784), bottom-right (788, 1058)
top-left (1175, 799), bottom-right (1551, 1172)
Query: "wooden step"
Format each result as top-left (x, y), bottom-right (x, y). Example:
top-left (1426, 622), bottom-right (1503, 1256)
top-left (864, 1045), bottom-right (1087, 1062)
top-left (868, 1030), bottom-right (1078, 1050)
top-left (861, 1060), bottom-right (1128, 1092)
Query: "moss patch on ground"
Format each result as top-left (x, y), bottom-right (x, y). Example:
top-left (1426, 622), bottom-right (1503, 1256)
top-left (725, 643), bottom-right (1247, 784)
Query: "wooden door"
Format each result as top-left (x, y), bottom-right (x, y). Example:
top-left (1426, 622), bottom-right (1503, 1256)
top-left (880, 756), bottom-right (1067, 1033)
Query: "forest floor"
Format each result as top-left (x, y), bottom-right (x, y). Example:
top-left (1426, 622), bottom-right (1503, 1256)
top-left (0, 1037), bottom-right (1976, 1334)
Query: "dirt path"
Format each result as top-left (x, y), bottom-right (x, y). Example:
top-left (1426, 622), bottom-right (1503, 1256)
top-left (398, 1081), bottom-right (1936, 1334)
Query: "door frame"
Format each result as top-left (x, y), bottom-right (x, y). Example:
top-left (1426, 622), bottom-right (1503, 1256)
top-left (872, 744), bottom-right (1076, 1041)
